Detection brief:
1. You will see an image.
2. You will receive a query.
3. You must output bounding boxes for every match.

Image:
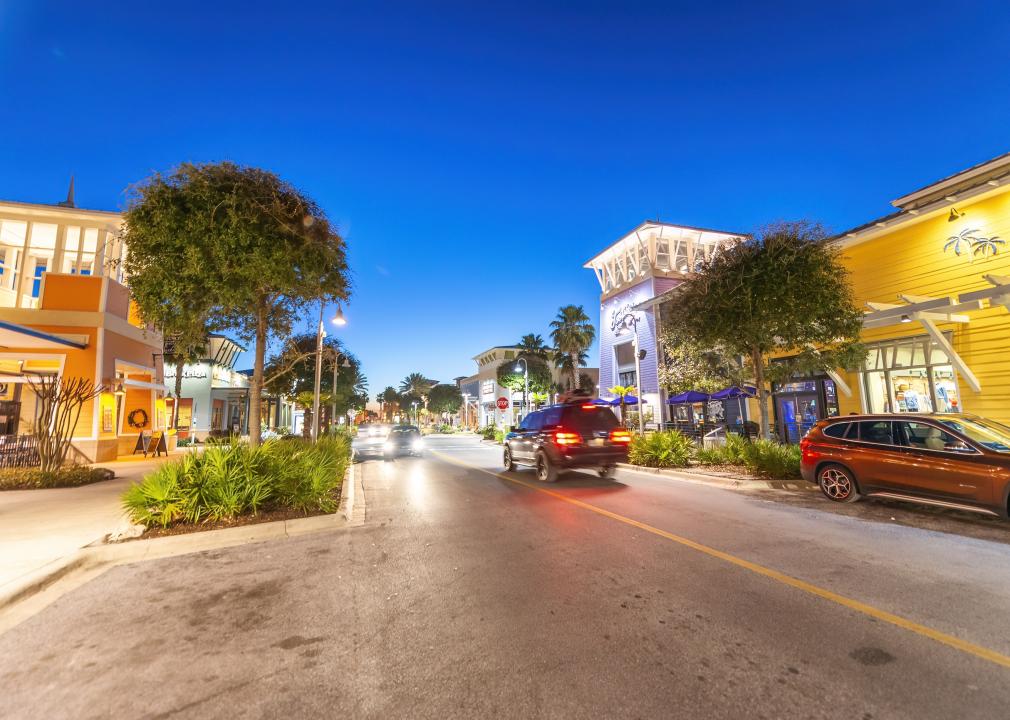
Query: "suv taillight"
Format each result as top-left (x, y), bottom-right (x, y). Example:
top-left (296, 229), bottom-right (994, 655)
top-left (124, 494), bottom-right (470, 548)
top-left (609, 429), bottom-right (632, 444)
top-left (554, 430), bottom-right (582, 446)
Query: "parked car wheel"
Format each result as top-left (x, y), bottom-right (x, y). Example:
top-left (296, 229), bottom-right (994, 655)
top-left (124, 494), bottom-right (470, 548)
top-left (536, 452), bottom-right (558, 483)
top-left (504, 446), bottom-right (516, 472)
top-left (817, 464), bottom-right (860, 503)
top-left (598, 465), bottom-right (615, 479)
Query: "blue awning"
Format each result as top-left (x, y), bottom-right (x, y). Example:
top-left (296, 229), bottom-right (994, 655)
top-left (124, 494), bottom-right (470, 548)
top-left (610, 395), bottom-right (638, 406)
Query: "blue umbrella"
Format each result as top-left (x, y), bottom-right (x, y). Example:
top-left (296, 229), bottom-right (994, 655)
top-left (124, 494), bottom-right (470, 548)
top-left (611, 395), bottom-right (638, 406)
top-left (667, 390), bottom-right (710, 404)
top-left (710, 386), bottom-right (756, 400)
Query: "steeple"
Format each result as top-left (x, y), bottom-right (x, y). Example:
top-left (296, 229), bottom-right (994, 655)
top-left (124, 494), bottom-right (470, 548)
top-left (57, 175), bottom-right (75, 208)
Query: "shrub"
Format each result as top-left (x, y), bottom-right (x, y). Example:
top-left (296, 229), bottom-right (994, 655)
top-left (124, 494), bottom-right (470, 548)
top-left (628, 430), bottom-right (695, 468)
top-left (121, 435), bottom-right (352, 528)
top-left (0, 465), bottom-right (112, 490)
top-left (694, 434), bottom-right (800, 479)
top-left (493, 428), bottom-right (507, 444)
top-left (481, 425), bottom-right (497, 440)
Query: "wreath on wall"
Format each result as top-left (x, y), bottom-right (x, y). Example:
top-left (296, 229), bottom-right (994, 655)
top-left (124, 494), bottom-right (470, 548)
top-left (127, 408), bottom-right (149, 429)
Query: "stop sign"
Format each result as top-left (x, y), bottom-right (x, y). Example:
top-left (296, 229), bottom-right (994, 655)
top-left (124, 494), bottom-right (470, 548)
top-left (496, 397), bottom-right (509, 410)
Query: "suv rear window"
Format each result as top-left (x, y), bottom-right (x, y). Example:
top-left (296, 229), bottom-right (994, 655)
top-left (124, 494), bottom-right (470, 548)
top-left (822, 422), bottom-right (850, 439)
top-left (560, 405), bottom-right (619, 433)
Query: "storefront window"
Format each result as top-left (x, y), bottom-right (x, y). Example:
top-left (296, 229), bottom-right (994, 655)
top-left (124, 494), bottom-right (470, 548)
top-left (859, 336), bottom-right (961, 414)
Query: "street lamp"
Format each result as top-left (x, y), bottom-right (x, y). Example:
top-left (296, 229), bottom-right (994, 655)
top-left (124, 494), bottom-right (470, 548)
top-left (412, 400), bottom-right (419, 427)
top-left (331, 350), bottom-right (352, 431)
top-left (514, 358), bottom-right (529, 420)
top-left (461, 392), bottom-right (471, 430)
top-left (312, 303), bottom-right (347, 442)
top-left (625, 313), bottom-right (646, 435)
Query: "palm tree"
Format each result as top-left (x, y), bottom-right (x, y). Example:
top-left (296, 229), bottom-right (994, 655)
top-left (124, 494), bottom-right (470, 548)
top-left (517, 333), bottom-right (550, 360)
top-left (379, 386), bottom-right (400, 422)
top-left (553, 348), bottom-right (589, 384)
top-left (549, 305), bottom-right (596, 391)
top-left (399, 372), bottom-right (436, 397)
top-left (608, 385), bottom-right (637, 427)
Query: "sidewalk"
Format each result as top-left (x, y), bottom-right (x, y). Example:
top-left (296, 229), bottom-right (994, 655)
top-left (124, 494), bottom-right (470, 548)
top-left (0, 452), bottom-right (185, 598)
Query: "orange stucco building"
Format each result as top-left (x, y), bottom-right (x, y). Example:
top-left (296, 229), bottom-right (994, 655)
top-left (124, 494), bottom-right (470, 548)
top-left (0, 195), bottom-right (166, 462)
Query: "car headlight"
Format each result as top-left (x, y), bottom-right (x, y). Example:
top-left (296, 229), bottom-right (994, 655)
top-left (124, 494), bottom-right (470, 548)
top-left (383, 441), bottom-right (394, 451)
top-left (412, 439), bottom-right (423, 450)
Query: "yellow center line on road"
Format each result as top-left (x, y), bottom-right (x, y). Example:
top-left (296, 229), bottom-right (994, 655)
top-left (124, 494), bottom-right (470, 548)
top-left (430, 448), bottom-right (1010, 670)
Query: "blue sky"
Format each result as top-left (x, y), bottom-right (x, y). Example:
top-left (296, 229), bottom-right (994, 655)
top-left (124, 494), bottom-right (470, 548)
top-left (2, 1), bottom-right (1010, 396)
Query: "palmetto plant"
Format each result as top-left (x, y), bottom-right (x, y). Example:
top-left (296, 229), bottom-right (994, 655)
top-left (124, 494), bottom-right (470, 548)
top-left (549, 305), bottom-right (596, 391)
top-left (608, 385), bottom-right (637, 427)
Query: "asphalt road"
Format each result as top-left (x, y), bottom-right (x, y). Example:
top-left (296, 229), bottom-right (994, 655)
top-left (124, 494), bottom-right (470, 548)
top-left (2, 434), bottom-right (1010, 719)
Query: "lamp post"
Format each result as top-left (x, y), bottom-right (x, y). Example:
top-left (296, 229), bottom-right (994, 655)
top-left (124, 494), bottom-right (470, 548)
top-left (514, 358), bottom-right (529, 421)
top-left (412, 401), bottom-right (419, 426)
top-left (461, 392), bottom-right (471, 430)
top-left (331, 349), bottom-right (351, 431)
top-left (312, 304), bottom-right (347, 442)
top-left (627, 313), bottom-right (646, 435)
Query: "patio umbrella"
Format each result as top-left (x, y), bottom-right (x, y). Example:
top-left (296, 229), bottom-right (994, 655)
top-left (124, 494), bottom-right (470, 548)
top-left (710, 386), bottom-right (756, 429)
top-left (667, 390), bottom-right (710, 404)
top-left (611, 395), bottom-right (638, 405)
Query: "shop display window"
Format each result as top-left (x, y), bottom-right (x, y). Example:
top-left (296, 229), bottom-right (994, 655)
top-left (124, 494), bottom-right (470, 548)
top-left (859, 336), bottom-right (961, 415)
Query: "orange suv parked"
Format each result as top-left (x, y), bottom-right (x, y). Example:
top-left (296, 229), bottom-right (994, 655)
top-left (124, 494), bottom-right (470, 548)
top-left (800, 413), bottom-right (1010, 518)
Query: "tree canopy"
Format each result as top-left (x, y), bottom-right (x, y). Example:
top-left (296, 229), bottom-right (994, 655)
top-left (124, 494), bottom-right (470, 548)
top-left (658, 324), bottom-right (746, 395)
top-left (427, 383), bottom-right (463, 415)
top-left (664, 221), bottom-right (863, 438)
top-left (122, 161), bottom-right (350, 445)
top-left (496, 356), bottom-right (553, 394)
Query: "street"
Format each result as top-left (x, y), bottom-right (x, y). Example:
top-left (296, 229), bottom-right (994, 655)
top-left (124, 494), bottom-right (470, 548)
top-left (2, 434), bottom-right (1010, 719)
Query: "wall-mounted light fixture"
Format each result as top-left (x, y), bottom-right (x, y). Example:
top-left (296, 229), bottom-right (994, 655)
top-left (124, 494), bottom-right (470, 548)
top-left (113, 382), bottom-right (126, 396)
top-left (900, 314), bottom-right (911, 323)
top-left (948, 207), bottom-right (964, 222)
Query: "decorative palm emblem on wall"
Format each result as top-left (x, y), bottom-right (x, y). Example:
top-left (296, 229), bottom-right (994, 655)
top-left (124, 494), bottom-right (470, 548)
top-left (944, 228), bottom-right (1005, 262)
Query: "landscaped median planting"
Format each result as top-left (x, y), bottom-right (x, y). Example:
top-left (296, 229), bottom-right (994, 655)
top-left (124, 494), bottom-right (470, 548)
top-left (0, 465), bottom-right (114, 490)
top-left (628, 430), bottom-right (802, 480)
top-left (121, 435), bottom-right (351, 532)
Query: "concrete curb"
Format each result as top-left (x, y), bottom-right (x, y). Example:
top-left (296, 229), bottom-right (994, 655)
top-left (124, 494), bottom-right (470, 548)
top-left (616, 463), bottom-right (815, 492)
top-left (0, 460), bottom-right (364, 633)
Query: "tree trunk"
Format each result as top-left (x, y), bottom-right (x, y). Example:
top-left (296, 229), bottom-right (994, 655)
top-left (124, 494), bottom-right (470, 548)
top-left (249, 306), bottom-right (268, 447)
top-left (751, 348), bottom-right (771, 440)
top-left (570, 352), bottom-right (579, 390)
top-left (172, 356), bottom-right (184, 430)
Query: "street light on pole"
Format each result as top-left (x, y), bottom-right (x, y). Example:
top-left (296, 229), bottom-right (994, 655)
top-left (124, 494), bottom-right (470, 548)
top-left (331, 350), bottom-right (352, 431)
top-left (628, 313), bottom-right (646, 435)
top-left (514, 357), bottom-right (529, 420)
top-left (412, 401), bottom-right (419, 426)
top-left (312, 303), bottom-right (347, 442)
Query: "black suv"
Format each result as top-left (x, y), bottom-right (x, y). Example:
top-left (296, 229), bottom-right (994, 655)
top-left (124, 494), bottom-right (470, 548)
top-left (503, 401), bottom-right (631, 482)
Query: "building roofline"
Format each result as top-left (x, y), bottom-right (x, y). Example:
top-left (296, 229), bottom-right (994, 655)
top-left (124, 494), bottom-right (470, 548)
top-left (891, 150), bottom-right (1010, 209)
top-left (0, 197), bottom-right (121, 218)
top-left (583, 220), bottom-right (746, 268)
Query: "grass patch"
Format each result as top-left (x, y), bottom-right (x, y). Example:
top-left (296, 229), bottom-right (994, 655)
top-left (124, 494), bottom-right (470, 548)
top-left (0, 465), bottom-right (113, 490)
top-left (121, 436), bottom-right (351, 529)
top-left (628, 430), bottom-right (695, 468)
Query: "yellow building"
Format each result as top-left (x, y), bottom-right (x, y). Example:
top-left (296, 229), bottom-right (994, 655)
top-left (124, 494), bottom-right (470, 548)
top-left (828, 151), bottom-right (1010, 426)
top-left (0, 192), bottom-right (167, 462)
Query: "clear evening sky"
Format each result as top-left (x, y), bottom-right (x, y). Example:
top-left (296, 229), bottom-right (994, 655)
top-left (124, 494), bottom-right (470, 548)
top-left (2, 1), bottom-right (1009, 396)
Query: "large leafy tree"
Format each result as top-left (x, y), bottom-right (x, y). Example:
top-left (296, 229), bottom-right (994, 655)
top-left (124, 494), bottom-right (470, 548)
top-left (549, 305), bottom-right (596, 390)
top-left (428, 383), bottom-right (463, 416)
top-left (378, 386), bottom-right (400, 421)
top-left (658, 324), bottom-right (746, 395)
top-left (122, 161), bottom-right (349, 446)
top-left (263, 332), bottom-right (365, 423)
top-left (667, 221), bottom-right (863, 439)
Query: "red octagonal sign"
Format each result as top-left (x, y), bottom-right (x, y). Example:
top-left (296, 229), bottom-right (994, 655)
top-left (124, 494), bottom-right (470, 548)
top-left (496, 397), bottom-right (509, 410)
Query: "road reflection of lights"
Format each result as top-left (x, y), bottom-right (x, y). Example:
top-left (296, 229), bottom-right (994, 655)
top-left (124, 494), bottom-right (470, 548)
top-left (406, 462), bottom-right (429, 510)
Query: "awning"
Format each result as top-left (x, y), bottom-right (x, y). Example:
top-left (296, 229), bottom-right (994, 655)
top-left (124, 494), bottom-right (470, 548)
top-left (857, 275), bottom-right (1010, 394)
top-left (123, 379), bottom-right (170, 393)
top-left (0, 320), bottom-right (87, 350)
top-left (610, 395), bottom-right (639, 406)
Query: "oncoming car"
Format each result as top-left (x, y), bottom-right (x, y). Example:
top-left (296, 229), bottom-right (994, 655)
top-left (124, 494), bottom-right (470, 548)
top-left (800, 413), bottom-right (1010, 518)
top-left (383, 425), bottom-right (423, 458)
top-left (503, 400), bottom-right (630, 482)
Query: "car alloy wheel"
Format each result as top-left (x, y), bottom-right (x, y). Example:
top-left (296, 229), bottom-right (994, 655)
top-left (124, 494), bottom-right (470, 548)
top-left (504, 447), bottom-right (516, 472)
top-left (536, 453), bottom-right (557, 483)
top-left (598, 465), bottom-right (614, 479)
top-left (818, 464), bottom-right (860, 503)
